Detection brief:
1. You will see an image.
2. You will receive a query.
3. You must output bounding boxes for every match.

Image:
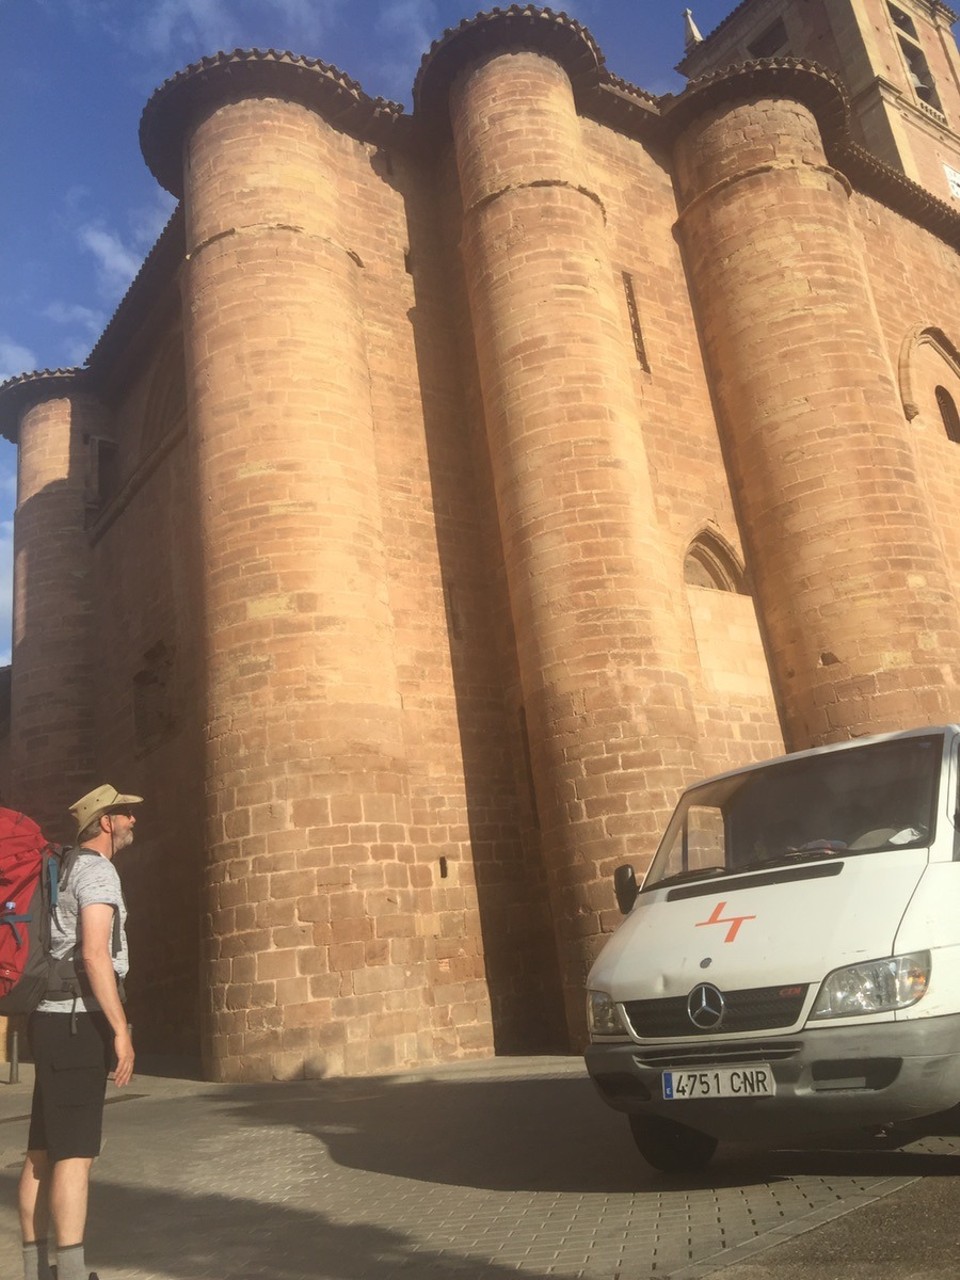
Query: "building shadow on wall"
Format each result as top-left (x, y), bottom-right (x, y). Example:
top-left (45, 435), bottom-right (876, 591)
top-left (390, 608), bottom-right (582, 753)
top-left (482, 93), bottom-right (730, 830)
top-left (10, 417), bottom-right (207, 1067)
top-left (379, 146), bottom-right (569, 1057)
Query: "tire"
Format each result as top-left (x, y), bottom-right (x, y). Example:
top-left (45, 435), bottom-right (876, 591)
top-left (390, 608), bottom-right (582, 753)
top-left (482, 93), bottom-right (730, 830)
top-left (628, 1114), bottom-right (718, 1174)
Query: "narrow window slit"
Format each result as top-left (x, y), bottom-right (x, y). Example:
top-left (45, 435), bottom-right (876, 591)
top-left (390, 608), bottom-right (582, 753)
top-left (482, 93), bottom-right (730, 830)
top-left (622, 272), bottom-right (651, 372)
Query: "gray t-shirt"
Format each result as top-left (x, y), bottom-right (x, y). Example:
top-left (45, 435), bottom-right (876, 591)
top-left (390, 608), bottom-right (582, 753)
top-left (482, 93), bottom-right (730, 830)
top-left (36, 849), bottom-right (129, 1014)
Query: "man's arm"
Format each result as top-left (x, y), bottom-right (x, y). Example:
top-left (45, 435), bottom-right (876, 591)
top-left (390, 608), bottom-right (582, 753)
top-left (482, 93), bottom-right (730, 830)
top-left (80, 902), bottom-right (135, 1087)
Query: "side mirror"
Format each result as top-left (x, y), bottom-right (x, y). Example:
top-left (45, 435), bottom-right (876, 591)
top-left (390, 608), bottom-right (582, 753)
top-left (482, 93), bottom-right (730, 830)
top-left (613, 863), bottom-right (639, 915)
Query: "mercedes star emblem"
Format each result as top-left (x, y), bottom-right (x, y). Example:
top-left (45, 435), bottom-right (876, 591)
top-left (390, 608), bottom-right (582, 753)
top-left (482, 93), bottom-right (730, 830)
top-left (687, 982), bottom-right (726, 1030)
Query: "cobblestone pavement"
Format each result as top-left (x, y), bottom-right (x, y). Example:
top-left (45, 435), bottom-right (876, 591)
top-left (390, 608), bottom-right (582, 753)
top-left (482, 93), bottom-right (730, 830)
top-left (0, 1057), bottom-right (955, 1279)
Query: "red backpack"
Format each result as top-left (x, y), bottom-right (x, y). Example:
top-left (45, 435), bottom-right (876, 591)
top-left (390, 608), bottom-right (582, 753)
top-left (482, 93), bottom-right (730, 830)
top-left (0, 808), bottom-right (67, 1013)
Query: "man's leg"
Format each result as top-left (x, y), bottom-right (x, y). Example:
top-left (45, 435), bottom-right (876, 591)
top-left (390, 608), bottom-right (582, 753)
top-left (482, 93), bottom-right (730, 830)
top-left (18, 1149), bottom-right (52, 1280)
top-left (49, 1156), bottom-right (93, 1248)
top-left (26, 1014), bottom-right (107, 1280)
top-left (19, 1148), bottom-right (50, 1237)
top-left (21, 1150), bottom-right (96, 1280)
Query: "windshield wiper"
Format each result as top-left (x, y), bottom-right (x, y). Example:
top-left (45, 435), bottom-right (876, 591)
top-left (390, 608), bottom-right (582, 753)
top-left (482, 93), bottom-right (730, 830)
top-left (645, 865), bottom-right (728, 891)
top-left (738, 845), bottom-right (846, 873)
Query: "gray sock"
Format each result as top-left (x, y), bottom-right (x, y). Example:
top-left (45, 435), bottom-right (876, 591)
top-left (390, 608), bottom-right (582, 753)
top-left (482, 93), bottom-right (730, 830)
top-left (21, 1240), bottom-right (53, 1280)
top-left (53, 1244), bottom-right (86, 1280)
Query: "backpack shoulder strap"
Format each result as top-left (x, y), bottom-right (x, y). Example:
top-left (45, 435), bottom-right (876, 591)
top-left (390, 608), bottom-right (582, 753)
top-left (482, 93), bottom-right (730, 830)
top-left (54, 845), bottom-right (86, 896)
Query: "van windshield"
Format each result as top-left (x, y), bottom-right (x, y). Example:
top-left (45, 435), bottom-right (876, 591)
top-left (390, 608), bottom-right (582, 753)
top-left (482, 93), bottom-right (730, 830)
top-left (642, 733), bottom-right (943, 891)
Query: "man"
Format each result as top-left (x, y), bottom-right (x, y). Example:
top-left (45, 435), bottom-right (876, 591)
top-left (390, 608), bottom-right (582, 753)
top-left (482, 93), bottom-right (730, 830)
top-left (17, 785), bottom-right (141, 1280)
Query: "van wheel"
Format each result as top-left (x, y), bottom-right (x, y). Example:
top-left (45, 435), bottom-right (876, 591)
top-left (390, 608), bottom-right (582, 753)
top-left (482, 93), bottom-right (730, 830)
top-left (628, 1114), bottom-right (718, 1174)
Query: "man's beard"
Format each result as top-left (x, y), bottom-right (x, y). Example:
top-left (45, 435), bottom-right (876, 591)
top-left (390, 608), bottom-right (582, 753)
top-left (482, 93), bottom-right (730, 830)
top-left (112, 825), bottom-right (135, 853)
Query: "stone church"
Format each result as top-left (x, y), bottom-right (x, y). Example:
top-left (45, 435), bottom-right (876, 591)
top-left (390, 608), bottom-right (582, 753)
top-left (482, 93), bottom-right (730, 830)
top-left (3, 0), bottom-right (960, 1080)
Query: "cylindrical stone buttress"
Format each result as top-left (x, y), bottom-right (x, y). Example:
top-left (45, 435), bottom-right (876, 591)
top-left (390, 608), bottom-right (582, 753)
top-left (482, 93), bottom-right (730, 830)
top-left (673, 88), bottom-right (960, 746)
top-left (11, 389), bottom-right (99, 833)
top-left (449, 50), bottom-right (703, 1040)
top-left (180, 95), bottom-right (412, 1080)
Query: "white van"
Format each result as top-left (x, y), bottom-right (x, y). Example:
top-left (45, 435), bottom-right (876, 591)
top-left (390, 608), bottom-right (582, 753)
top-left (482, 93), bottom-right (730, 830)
top-left (585, 725), bottom-right (960, 1172)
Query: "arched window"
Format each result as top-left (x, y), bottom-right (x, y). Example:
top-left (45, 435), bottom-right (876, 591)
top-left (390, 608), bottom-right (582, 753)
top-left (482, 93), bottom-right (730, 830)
top-left (936, 385), bottom-right (960, 443)
top-left (897, 326), bottom-right (960, 422)
top-left (683, 530), bottom-right (748, 594)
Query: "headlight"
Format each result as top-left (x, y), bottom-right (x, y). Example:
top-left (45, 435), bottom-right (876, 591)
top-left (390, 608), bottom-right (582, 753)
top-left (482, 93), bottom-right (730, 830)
top-left (587, 990), bottom-right (628, 1037)
top-left (810, 951), bottom-right (930, 1020)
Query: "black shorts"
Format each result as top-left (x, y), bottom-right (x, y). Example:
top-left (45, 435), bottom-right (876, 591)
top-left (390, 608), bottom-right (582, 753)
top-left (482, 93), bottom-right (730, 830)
top-left (27, 1011), bottom-right (114, 1161)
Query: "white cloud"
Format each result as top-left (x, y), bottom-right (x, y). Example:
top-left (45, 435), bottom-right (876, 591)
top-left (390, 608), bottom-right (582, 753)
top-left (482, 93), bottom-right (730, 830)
top-left (62, 187), bottom-right (175, 317)
top-left (377, 0), bottom-right (437, 47)
top-left (139, 0), bottom-right (242, 59)
top-left (43, 303), bottom-right (105, 368)
top-left (373, 0), bottom-right (439, 101)
top-left (66, 339), bottom-right (93, 365)
top-left (0, 340), bottom-right (38, 384)
top-left (129, 189), bottom-right (178, 252)
top-left (62, 0), bottom-right (344, 62)
top-left (77, 224), bottom-right (143, 300)
top-left (44, 302), bottom-right (105, 337)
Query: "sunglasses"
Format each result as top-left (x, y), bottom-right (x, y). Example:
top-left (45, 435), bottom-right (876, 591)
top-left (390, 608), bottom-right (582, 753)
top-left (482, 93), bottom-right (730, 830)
top-left (107, 808), bottom-right (137, 819)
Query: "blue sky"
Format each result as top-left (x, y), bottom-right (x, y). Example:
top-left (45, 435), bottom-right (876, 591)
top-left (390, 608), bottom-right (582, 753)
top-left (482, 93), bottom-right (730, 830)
top-left (0, 0), bottom-right (738, 665)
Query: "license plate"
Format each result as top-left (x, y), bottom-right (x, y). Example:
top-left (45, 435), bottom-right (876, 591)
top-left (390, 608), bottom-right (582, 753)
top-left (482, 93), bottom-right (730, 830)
top-left (662, 1065), bottom-right (776, 1100)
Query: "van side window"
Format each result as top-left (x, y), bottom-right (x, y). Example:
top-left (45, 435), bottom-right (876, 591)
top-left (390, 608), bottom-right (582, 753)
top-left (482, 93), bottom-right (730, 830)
top-left (683, 806), bottom-right (726, 875)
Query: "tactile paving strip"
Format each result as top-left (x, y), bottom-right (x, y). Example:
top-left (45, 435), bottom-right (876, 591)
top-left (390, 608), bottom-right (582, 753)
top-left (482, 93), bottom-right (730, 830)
top-left (0, 1065), bottom-right (947, 1279)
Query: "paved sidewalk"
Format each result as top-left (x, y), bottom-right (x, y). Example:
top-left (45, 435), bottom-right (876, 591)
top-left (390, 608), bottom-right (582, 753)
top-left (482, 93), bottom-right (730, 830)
top-left (0, 1056), bottom-right (956, 1279)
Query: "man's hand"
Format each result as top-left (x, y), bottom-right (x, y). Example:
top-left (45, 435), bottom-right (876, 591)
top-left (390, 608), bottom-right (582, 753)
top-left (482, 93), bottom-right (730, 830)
top-left (112, 1027), bottom-right (135, 1087)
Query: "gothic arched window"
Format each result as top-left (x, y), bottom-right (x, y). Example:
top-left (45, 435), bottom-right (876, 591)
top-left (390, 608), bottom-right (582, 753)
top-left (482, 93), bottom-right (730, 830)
top-left (936, 386), bottom-right (960, 443)
top-left (683, 531), bottom-right (748, 594)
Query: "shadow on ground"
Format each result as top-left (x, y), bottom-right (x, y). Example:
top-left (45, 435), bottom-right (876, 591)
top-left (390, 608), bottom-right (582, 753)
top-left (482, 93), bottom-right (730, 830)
top-left (2, 1069), bottom-right (958, 1280)
top-left (0, 1167), bottom-right (584, 1280)
top-left (191, 1071), bottom-right (960, 1191)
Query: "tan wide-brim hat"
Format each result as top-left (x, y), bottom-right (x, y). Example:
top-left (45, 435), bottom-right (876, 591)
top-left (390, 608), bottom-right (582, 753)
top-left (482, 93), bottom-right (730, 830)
top-left (70, 784), bottom-right (143, 832)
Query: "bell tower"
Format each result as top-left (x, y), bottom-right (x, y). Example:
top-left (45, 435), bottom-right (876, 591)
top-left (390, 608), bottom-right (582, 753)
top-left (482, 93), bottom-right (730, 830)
top-left (680, 0), bottom-right (960, 201)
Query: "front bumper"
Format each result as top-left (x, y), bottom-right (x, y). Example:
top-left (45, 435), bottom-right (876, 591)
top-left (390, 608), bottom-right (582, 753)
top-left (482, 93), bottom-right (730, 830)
top-left (585, 1014), bottom-right (960, 1142)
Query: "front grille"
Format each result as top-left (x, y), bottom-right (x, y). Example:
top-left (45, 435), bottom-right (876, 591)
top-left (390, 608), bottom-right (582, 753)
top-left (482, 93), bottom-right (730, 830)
top-left (623, 984), bottom-right (809, 1038)
top-left (633, 1041), bottom-right (802, 1068)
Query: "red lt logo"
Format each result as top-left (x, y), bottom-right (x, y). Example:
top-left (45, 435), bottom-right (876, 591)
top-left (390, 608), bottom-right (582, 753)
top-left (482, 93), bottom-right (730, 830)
top-left (696, 901), bottom-right (756, 943)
